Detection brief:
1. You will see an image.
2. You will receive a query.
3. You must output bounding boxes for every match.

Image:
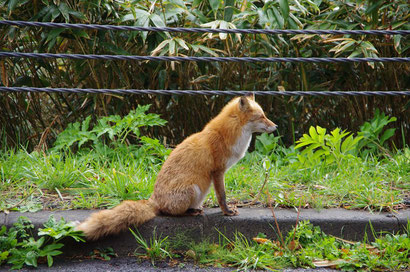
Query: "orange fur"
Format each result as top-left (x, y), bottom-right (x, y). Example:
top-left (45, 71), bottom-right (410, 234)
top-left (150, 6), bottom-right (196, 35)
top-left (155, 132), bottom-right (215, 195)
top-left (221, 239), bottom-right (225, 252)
top-left (76, 95), bottom-right (277, 240)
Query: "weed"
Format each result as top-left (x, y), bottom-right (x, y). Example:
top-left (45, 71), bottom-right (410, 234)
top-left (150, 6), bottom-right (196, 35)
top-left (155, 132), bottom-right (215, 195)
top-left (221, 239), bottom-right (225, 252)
top-left (184, 221), bottom-right (410, 271)
top-left (89, 247), bottom-right (117, 261)
top-left (130, 228), bottom-right (173, 265)
top-left (294, 126), bottom-right (363, 168)
top-left (358, 109), bottom-right (397, 157)
top-left (52, 105), bottom-right (167, 152)
top-left (0, 216), bottom-right (84, 269)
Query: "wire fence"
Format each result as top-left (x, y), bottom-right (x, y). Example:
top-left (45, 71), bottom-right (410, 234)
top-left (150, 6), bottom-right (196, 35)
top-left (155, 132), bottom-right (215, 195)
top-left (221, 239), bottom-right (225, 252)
top-left (1, 52), bottom-right (409, 63)
top-left (1, 87), bottom-right (409, 96)
top-left (1, 20), bottom-right (409, 35)
top-left (1, 20), bottom-right (409, 96)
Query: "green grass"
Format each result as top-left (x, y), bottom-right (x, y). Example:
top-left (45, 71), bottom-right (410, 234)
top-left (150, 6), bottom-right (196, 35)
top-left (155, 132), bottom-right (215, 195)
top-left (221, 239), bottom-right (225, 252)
top-left (1, 109), bottom-right (408, 212)
top-left (131, 220), bottom-right (410, 271)
top-left (224, 149), bottom-right (409, 211)
top-left (0, 145), bottom-right (408, 212)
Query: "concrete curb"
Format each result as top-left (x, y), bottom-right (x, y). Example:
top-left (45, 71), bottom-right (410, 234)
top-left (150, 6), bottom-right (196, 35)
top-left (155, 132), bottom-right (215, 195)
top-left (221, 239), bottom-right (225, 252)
top-left (1, 208), bottom-right (409, 257)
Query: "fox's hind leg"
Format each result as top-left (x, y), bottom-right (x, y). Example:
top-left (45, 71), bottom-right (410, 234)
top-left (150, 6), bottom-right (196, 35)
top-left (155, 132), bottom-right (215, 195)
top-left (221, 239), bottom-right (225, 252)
top-left (155, 185), bottom-right (196, 215)
top-left (155, 184), bottom-right (210, 216)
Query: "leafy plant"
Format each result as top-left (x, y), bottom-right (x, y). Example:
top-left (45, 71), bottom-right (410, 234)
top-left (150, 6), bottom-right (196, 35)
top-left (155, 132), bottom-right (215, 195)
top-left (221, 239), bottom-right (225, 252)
top-left (358, 109), bottom-right (397, 157)
top-left (38, 215), bottom-right (85, 243)
top-left (187, 221), bottom-right (410, 271)
top-left (254, 133), bottom-right (297, 166)
top-left (294, 126), bottom-right (363, 168)
top-left (130, 228), bottom-right (173, 265)
top-left (0, 216), bottom-right (84, 269)
top-left (52, 105), bottom-right (167, 152)
top-left (89, 247), bottom-right (117, 261)
top-left (255, 133), bottom-right (281, 156)
top-left (1, 0), bottom-right (408, 152)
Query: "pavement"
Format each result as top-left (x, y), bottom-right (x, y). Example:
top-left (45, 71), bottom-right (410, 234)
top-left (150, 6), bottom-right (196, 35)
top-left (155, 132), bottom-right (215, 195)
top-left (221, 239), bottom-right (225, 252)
top-left (0, 256), bottom-right (341, 272)
top-left (1, 207), bottom-right (409, 271)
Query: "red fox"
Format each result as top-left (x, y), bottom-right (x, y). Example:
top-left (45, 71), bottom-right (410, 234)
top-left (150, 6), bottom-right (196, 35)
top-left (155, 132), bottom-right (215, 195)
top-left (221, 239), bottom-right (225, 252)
top-left (76, 94), bottom-right (277, 240)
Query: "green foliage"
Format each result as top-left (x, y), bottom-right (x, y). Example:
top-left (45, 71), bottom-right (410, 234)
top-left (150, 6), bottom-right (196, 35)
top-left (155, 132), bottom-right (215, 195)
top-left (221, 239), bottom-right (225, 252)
top-left (38, 216), bottom-right (85, 242)
top-left (52, 105), bottom-right (167, 151)
top-left (0, 216), bottom-right (84, 269)
top-left (1, 0), bottom-right (408, 152)
top-left (358, 109), bottom-right (397, 157)
top-left (0, 108), bottom-right (171, 209)
top-left (295, 126), bottom-right (363, 167)
top-left (186, 221), bottom-right (410, 271)
top-left (89, 247), bottom-right (117, 261)
top-left (130, 228), bottom-right (173, 265)
top-left (255, 133), bottom-right (297, 166)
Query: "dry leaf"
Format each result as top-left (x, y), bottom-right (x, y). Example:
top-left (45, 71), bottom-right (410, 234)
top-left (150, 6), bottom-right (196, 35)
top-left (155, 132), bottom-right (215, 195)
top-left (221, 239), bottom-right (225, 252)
top-left (313, 259), bottom-right (343, 267)
top-left (253, 237), bottom-right (270, 244)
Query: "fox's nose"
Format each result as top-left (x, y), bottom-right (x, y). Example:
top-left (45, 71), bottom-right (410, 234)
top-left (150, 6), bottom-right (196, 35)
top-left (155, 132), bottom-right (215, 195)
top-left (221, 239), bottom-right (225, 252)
top-left (266, 123), bottom-right (277, 133)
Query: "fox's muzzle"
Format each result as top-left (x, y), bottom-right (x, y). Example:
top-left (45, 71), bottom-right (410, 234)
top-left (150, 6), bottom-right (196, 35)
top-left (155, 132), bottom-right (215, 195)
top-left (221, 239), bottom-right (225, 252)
top-left (263, 118), bottom-right (277, 133)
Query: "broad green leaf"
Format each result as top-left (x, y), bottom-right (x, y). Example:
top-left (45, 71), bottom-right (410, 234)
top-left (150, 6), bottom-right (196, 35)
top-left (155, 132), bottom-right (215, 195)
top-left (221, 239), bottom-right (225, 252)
top-left (289, 13), bottom-right (303, 28)
top-left (309, 126), bottom-right (319, 140)
top-left (271, 7), bottom-right (284, 29)
top-left (7, 0), bottom-right (19, 12)
top-left (45, 28), bottom-right (64, 44)
top-left (58, 3), bottom-right (70, 22)
top-left (197, 45), bottom-right (219, 57)
top-left (209, 0), bottom-right (220, 15)
top-left (24, 251), bottom-right (38, 267)
top-left (193, 0), bottom-right (202, 8)
top-left (50, 5), bottom-right (61, 21)
top-left (175, 38), bottom-right (189, 50)
top-left (169, 39), bottom-right (176, 55)
top-left (68, 10), bottom-right (86, 20)
top-left (121, 13), bottom-right (137, 22)
top-left (42, 243), bottom-right (64, 252)
top-left (394, 35), bottom-right (402, 53)
top-left (365, 0), bottom-right (383, 15)
top-left (380, 128), bottom-right (395, 145)
top-left (316, 126), bottom-right (326, 136)
top-left (47, 255), bottom-right (53, 267)
top-left (279, 0), bottom-right (290, 23)
top-left (219, 20), bottom-right (229, 40)
top-left (71, 29), bottom-right (90, 39)
top-left (150, 14), bottom-right (166, 27)
top-left (223, 0), bottom-right (235, 22)
top-left (152, 39), bottom-right (170, 56)
top-left (295, 140), bottom-right (313, 149)
top-left (149, 14), bottom-right (170, 38)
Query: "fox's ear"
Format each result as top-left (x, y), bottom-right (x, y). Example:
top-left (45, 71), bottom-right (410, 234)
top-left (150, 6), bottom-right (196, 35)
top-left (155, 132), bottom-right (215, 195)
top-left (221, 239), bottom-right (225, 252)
top-left (245, 92), bottom-right (255, 101)
top-left (239, 96), bottom-right (250, 111)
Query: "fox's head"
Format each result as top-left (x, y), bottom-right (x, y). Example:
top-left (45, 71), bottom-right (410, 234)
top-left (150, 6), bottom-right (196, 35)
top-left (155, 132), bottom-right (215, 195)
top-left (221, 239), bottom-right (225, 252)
top-left (237, 94), bottom-right (277, 133)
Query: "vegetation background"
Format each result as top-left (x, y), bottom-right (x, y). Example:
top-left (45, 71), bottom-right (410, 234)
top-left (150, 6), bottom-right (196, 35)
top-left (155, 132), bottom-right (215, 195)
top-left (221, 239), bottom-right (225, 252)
top-left (0, 0), bottom-right (409, 151)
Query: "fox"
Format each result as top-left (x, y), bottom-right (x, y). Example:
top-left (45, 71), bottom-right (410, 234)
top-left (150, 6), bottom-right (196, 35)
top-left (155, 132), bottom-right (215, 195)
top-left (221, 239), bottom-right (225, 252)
top-left (76, 94), bottom-right (277, 240)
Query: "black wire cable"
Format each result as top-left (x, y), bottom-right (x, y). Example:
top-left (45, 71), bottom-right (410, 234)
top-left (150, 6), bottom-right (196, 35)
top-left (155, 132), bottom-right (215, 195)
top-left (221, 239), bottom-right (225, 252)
top-left (0, 20), bottom-right (409, 35)
top-left (0, 87), bottom-right (408, 96)
top-left (1, 52), bottom-right (409, 63)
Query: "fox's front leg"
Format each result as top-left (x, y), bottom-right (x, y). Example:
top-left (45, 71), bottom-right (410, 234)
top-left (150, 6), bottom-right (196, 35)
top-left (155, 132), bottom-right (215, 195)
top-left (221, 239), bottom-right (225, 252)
top-left (213, 170), bottom-right (238, 216)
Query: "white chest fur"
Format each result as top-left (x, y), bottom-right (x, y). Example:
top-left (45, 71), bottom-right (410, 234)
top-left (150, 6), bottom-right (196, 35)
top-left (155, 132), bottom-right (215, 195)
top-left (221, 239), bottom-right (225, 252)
top-left (225, 126), bottom-right (252, 170)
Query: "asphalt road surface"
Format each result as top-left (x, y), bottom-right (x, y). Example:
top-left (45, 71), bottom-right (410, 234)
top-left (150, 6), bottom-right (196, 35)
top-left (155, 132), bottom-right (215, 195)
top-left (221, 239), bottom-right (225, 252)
top-left (0, 257), bottom-right (340, 272)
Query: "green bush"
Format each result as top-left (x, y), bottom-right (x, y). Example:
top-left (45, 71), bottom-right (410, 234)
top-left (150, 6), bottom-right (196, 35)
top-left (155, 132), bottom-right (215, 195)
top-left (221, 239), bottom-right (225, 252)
top-left (0, 0), bottom-right (408, 150)
top-left (0, 216), bottom-right (84, 269)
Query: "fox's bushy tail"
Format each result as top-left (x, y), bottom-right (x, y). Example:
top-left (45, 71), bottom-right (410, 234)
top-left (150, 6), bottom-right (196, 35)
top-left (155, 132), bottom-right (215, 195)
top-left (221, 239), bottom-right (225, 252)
top-left (76, 199), bottom-right (158, 240)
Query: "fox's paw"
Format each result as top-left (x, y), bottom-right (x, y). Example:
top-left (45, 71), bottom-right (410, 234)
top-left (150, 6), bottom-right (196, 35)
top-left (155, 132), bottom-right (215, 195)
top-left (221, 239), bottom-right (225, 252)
top-left (223, 205), bottom-right (239, 216)
top-left (185, 208), bottom-right (204, 216)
